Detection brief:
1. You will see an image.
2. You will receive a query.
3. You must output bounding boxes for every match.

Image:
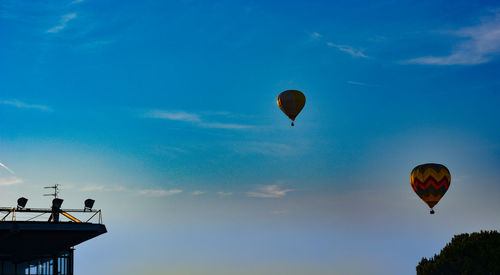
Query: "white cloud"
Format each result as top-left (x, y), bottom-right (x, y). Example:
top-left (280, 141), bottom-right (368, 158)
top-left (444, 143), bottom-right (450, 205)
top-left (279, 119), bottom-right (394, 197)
top-left (79, 185), bottom-right (182, 197)
top-left (47, 13), bottom-right (77, 33)
top-left (80, 185), bottom-right (106, 192)
top-left (311, 32), bottom-right (322, 39)
top-left (71, 0), bottom-right (85, 4)
top-left (0, 162), bottom-right (22, 186)
top-left (217, 191), bottom-right (233, 197)
top-left (138, 189), bottom-right (182, 197)
top-left (406, 11), bottom-right (500, 65)
top-left (0, 161), bottom-right (24, 185)
top-left (60, 184), bottom-right (75, 190)
top-left (234, 142), bottom-right (298, 157)
top-left (0, 99), bottom-right (52, 112)
top-left (200, 122), bottom-right (253, 129)
top-left (191, 190), bottom-right (205, 196)
top-left (145, 110), bottom-right (201, 123)
top-left (0, 162), bottom-right (15, 174)
top-left (313, 32), bottom-right (367, 58)
top-left (145, 110), bottom-right (253, 130)
top-left (247, 185), bottom-right (293, 198)
top-left (79, 185), bottom-right (127, 192)
top-left (347, 81), bottom-right (379, 87)
top-left (0, 177), bottom-right (23, 186)
top-left (327, 42), bottom-right (367, 58)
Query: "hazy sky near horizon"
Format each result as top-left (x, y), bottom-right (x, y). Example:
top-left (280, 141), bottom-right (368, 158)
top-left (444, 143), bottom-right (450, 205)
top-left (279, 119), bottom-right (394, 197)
top-left (2, 0), bottom-right (500, 274)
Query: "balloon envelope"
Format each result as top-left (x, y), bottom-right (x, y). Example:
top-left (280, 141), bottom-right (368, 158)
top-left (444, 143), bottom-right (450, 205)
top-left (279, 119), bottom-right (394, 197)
top-left (277, 90), bottom-right (306, 124)
top-left (410, 163), bottom-right (451, 210)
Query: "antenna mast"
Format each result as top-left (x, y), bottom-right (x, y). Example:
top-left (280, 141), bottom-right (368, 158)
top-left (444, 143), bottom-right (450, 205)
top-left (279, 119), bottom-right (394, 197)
top-left (44, 184), bottom-right (60, 199)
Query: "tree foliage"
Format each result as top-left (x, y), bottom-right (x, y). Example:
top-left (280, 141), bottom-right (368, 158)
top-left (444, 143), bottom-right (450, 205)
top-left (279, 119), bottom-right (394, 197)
top-left (417, 230), bottom-right (500, 274)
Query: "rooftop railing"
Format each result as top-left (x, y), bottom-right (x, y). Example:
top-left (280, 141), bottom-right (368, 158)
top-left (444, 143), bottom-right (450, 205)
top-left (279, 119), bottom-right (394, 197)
top-left (0, 207), bottom-right (103, 224)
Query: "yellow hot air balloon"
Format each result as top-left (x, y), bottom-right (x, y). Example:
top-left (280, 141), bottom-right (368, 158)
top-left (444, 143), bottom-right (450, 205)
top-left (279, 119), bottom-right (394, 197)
top-left (277, 90), bottom-right (306, 126)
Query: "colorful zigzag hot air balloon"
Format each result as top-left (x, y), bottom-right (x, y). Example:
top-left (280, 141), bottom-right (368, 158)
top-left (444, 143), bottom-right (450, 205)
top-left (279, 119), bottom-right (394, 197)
top-left (277, 90), bottom-right (306, 126)
top-left (410, 163), bottom-right (451, 214)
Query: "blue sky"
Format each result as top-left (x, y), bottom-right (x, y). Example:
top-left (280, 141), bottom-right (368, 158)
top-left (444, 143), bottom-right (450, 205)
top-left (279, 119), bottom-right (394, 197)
top-left (2, 0), bottom-right (500, 274)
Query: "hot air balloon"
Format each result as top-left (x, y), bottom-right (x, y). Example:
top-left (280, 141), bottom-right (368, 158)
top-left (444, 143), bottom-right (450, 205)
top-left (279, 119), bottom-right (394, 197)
top-left (277, 90), bottom-right (306, 126)
top-left (410, 163), bottom-right (451, 214)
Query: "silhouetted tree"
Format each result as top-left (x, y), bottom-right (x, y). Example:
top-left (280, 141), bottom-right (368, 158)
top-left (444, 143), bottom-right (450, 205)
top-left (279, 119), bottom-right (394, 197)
top-left (417, 230), bottom-right (500, 274)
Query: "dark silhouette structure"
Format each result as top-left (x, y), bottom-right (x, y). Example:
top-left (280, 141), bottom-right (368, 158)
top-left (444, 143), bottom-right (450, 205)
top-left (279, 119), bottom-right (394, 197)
top-left (417, 230), bottom-right (500, 274)
top-left (0, 198), bottom-right (106, 275)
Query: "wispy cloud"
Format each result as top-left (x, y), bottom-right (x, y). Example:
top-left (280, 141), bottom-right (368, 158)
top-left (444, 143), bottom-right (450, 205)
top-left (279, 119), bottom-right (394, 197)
top-left (0, 162), bottom-right (15, 174)
top-left (247, 185), bottom-right (293, 198)
top-left (217, 191), bottom-right (233, 197)
top-left (0, 177), bottom-right (23, 186)
top-left (146, 110), bottom-right (201, 123)
top-left (200, 122), bottom-right (253, 129)
top-left (0, 99), bottom-right (52, 112)
top-left (234, 142), bottom-right (299, 157)
top-left (71, 0), bottom-right (85, 4)
top-left (191, 190), bottom-right (205, 196)
top-left (47, 13), bottom-right (77, 33)
top-left (145, 110), bottom-right (254, 130)
top-left (311, 32), bottom-right (367, 58)
top-left (347, 81), bottom-right (379, 87)
top-left (79, 184), bottom-right (182, 197)
top-left (327, 42), bottom-right (367, 58)
top-left (138, 189), bottom-right (183, 197)
top-left (0, 162), bottom-right (23, 186)
top-left (79, 184), bottom-right (127, 192)
top-left (311, 32), bottom-right (322, 39)
top-left (80, 185), bottom-right (106, 192)
top-left (406, 11), bottom-right (500, 65)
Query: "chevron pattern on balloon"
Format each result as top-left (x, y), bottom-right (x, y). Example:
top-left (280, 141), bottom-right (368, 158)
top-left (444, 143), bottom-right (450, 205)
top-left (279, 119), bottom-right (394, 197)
top-left (410, 163), bottom-right (451, 211)
top-left (411, 168), bottom-right (451, 184)
top-left (411, 177), bottom-right (450, 191)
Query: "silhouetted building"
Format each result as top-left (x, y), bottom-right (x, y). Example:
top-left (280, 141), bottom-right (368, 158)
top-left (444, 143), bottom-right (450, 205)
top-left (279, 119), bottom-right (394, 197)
top-left (0, 199), bottom-right (106, 275)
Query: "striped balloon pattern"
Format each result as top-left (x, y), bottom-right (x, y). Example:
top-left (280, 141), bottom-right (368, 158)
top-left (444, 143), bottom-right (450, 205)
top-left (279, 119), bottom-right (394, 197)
top-left (277, 90), bottom-right (306, 126)
top-left (410, 163), bottom-right (451, 211)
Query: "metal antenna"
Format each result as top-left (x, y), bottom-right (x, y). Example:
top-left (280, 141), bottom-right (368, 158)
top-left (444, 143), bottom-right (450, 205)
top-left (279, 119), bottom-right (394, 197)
top-left (44, 184), bottom-right (59, 199)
